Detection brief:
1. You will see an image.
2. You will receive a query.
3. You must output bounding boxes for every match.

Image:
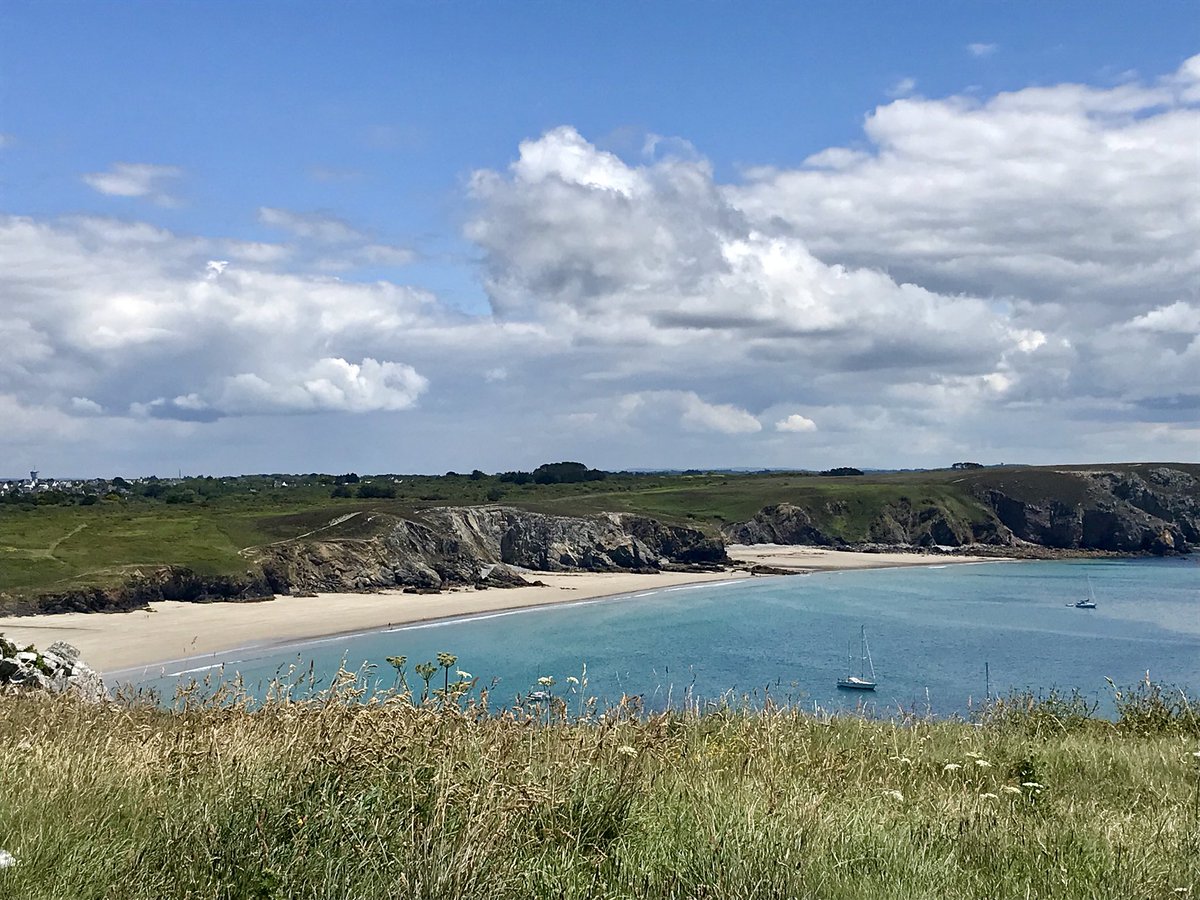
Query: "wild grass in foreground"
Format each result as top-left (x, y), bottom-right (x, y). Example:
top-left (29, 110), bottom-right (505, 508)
top-left (0, 673), bottom-right (1198, 899)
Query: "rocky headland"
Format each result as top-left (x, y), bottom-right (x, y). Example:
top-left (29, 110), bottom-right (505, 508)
top-left (724, 465), bottom-right (1198, 557)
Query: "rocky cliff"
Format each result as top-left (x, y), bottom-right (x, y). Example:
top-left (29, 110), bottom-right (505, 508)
top-left (973, 466), bottom-right (1198, 554)
top-left (726, 465), bottom-right (1199, 555)
top-left (256, 506), bottom-right (728, 594)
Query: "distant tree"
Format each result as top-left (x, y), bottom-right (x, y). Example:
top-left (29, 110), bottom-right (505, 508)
top-left (486, 487), bottom-right (505, 502)
top-left (356, 482), bottom-right (396, 499)
top-left (952, 461), bottom-right (985, 470)
top-left (469, 469), bottom-right (487, 481)
top-left (498, 470), bottom-right (534, 485)
top-left (336, 473), bottom-right (360, 485)
top-left (821, 467), bottom-right (864, 477)
top-left (330, 485), bottom-right (353, 498)
top-left (530, 461), bottom-right (607, 484)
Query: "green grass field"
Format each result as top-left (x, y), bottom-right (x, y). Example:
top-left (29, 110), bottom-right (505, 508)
top-left (0, 673), bottom-right (1196, 899)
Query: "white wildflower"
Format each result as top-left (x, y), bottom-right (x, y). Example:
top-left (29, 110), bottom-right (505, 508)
top-left (566, 676), bottom-right (579, 685)
top-left (883, 790), bottom-right (904, 802)
top-left (1191, 750), bottom-right (1200, 759)
top-left (943, 763), bottom-right (962, 773)
top-left (974, 759), bottom-right (993, 768)
top-left (0, 849), bottom-right (15, 869)
top-left (456, 670), bottom-right (472, 679)
top-left (537, 676), bottom-right (555, 687)
top-left (1000, 785), bottom-right (1023, 796)
top-left (1021, 781), bottom-right (1044, 791)
top-left (979, 792), bottom-right (999, 800)
top-left (617, 745), bottom-right (638, 758)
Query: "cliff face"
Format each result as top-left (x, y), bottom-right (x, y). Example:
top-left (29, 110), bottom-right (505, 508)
top-left (975, 467), bottom-right (1198, 554)
top-left (726, 466), bottom-right (1198, 555)
top-left (256, 507), bottom-right (728, 595)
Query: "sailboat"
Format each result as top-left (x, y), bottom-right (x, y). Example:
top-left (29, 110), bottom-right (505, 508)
top-left (1069, 575), bottom-right (1098, 609)
top-left (837, 625), bottom-right (877, 691)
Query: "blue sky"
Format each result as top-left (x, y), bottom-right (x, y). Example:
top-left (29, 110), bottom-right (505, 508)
top-left (2, 3), bottom-right (1198, 475)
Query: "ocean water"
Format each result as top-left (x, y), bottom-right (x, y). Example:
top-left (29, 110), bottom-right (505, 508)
top-left (127, 558), bottom-right (1200, 717)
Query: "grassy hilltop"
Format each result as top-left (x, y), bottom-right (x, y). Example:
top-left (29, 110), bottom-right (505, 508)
top-left (1, 462), bottom-right (1197, 605)
top-left (0, 675), bottom-right (1197, 899)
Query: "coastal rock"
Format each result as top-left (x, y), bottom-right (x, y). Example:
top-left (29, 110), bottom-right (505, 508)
top-left (723, 504), bottom-right (839, 546)
top-left (0, 638), bottom-right (108, 702)
top-left (976, 467), bottom-right (1197, 554)
top-left (725, 465), bottom-right (1197, 556)
top-left (255, 507), bottom-right (728, 595)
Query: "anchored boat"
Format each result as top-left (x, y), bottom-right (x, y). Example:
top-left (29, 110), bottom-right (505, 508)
top-left (837, 625), bottom-right (877, 691)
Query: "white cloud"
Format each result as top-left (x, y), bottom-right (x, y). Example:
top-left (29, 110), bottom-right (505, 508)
top-left (887, 77), bottom-right (917, 98)
top-left (257, 207), bottom-right (364, 243)
top-left (0, 214), bottom-right (442, 426)
top-left (967, 42), bottom-right (997, 58)
top-left (4, 58), bottom-right (1199, 474)
top-left (775, 414), bottom-right (818, 433)
top-left (82, 163), bottom-right (182, 205)
top-left (731, 55), bottom-right (1200, 323)
top-left (69, 396), bottom-right (103, 415)
top-left (192, 357), bottom-right (429, 416)
top-left (619, 392), bottom-right (762, 435)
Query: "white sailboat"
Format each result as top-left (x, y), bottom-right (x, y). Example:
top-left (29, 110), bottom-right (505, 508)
top-left (837, 625), bottom-right (877, 691)
top-left (1069, 575), bottom-right (1098, 609)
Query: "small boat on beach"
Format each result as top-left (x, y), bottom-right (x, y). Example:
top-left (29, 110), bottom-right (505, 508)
top-left (837, 625), bottom-right (877, 691)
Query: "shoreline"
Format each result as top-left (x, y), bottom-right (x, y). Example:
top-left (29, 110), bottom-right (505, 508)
top-left (0, 547), bottom-right (1010, 676)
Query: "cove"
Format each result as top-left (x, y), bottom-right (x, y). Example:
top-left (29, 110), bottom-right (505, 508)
top-left (127, 557), bottom-right (1200, 718)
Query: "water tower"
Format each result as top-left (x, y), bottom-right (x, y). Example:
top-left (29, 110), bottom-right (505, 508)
top-left (29, 470), bottom-right (39, 484)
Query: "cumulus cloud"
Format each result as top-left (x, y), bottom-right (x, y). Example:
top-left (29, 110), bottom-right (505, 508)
top-left (82, 163), bottom-right (182, 204)
top-left (145, 357), bottom-right (428, 418)
top-left (4, 58), bottom-right (1199, 473)
top-left (775, 414), bottom-right (818, 433)
top-left (731, 55), bottom-right (1200, 322)
top-left (0, 214), bottom-right (441, 427)
top-left (887, 77), bottom-right (917, 98)
top-left (467, 125), bottom-right (1017, 378)
top-left (619, 392), bottom-right (762, 435)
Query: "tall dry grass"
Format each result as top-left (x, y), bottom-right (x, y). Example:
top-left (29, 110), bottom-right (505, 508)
top-left (0, 669), bottom-right (1197, 899)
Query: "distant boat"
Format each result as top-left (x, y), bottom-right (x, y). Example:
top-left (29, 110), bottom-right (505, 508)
top-left (1068, 575), bottom-right (1098, 609)
top-left (837, 625), bottom-right (877, 691)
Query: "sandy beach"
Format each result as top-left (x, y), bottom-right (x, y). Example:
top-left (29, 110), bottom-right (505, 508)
top-left (0, 547), bottom-right (1005, 675)
top-left (726, 543), bottom-right (1002, 571)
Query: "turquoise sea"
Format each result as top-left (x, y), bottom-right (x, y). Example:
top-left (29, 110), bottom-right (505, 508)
top-left (126, 558), bottom-right (1200, 717)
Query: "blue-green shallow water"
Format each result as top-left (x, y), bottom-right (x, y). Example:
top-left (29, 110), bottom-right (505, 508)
top-left (123, 558), bottom-right (1200, 717)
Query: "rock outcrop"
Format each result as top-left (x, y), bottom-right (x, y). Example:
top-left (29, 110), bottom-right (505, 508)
top-left (257, 507), bottom-right (728, 595)
top-left (725, 466), bottom-right (1198, 555)
top-left (0, 637), bottom-right (107, 701)
top-left (724, 504), bottom-right (840, 546)
top-left (974, 467), bottom-right (1198, 554)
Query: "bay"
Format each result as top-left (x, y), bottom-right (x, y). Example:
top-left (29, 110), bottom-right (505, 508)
top-left (129, 557), bottom-right (1200, 717)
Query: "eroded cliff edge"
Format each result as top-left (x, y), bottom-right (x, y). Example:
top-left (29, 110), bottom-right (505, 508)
top-left (724, 466), bottom-right (1198, 555)
top-left (16, 507), bottom-right (727, 615)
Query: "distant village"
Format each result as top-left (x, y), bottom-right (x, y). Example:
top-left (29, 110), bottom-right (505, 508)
top-left (0, 471), bottom-right (145, 500)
